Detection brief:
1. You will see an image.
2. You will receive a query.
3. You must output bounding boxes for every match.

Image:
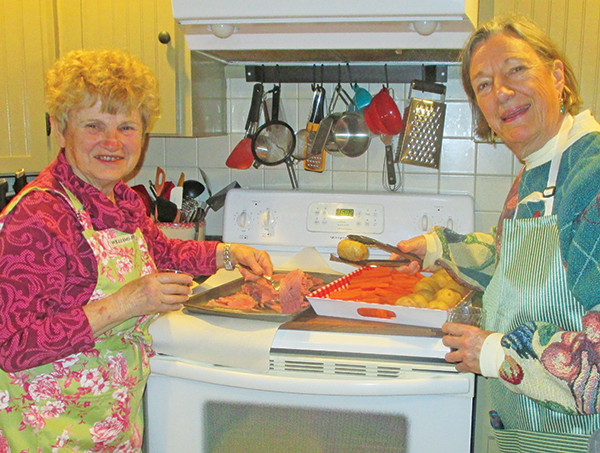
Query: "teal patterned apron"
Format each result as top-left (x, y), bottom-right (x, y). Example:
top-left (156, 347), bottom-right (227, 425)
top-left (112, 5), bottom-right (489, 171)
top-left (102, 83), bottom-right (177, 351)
top-left (483, 117), bottom-right (600, 452)
top-left (0, 185), bottom-right (157, 452)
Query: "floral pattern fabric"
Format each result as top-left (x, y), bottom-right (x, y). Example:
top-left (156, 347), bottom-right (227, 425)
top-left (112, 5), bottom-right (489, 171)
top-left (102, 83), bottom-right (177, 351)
top-left (0, 151), bottom-right (218, 373)
top-left (0, 151), bottom-right (219, 452)
top-left (0, 185), bottom-right (155, 451)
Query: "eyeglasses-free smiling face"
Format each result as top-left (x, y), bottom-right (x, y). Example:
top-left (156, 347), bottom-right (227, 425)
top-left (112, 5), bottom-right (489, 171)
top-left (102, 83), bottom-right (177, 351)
top-left (53, 101), bottom-right (144, 200)
top-left (469, 32), bottom-right (565, 159)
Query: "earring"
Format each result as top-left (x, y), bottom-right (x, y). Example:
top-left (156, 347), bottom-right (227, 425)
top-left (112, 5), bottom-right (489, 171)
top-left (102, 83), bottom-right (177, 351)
top-left (560, 93), bottom-right (566, 114)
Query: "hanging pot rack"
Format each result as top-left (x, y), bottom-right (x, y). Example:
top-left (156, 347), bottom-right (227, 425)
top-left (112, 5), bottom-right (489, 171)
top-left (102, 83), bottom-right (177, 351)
top-left (245, 63), bottom-right (447, 85)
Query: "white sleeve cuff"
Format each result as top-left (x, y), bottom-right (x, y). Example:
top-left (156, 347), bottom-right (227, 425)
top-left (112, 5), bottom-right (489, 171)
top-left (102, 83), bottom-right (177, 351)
top-left (422, 233), bottom-right (443, 270)
top-left (479, 332), bottom-right (505, 378)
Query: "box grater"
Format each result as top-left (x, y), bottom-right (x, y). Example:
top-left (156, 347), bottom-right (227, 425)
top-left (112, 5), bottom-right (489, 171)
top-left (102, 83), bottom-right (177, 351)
top-left (399, 80), bottom-right (447, 169)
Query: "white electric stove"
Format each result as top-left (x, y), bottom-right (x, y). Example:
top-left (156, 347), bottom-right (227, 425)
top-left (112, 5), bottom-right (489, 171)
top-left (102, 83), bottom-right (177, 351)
top-left (146, 189), bottom-right (476, 453)
top-left (224, 188), bottom-right (474, 366)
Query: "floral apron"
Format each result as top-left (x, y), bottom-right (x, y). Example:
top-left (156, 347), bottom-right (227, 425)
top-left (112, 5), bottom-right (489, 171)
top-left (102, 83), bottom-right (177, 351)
top-left (0, 185), bottom-right (157, 452)
top-left (483, 117), bottom-right (600, 452)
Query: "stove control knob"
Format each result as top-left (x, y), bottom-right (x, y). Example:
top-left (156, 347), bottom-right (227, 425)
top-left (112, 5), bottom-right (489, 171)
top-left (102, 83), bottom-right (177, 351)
top-left (259, 209), bottom-right (276, 229)
top-left (446, 217), bottom-right (454, 230)
top-left (236, 211), bottom-right (249, 228)
top-left (421, 214), bottom-right (429, 231)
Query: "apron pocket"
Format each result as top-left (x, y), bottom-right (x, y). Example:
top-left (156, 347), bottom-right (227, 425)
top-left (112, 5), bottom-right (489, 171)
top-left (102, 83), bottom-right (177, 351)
top-left (494, 428), bottom-right (589, 453)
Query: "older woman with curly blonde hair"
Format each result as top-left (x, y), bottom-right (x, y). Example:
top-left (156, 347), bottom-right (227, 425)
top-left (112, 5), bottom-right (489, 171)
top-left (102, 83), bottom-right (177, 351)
top-left (0, 49), bottom-right (272, 451)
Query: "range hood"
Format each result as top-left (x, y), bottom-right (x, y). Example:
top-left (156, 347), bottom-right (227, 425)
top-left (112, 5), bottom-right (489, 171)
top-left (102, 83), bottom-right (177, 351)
top-left (172, 0), bottom-right (479, 63)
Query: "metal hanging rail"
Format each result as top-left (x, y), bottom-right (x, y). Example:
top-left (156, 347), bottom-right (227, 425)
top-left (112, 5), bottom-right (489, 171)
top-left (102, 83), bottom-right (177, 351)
top-left (245, 64), bottom-right (448, 84)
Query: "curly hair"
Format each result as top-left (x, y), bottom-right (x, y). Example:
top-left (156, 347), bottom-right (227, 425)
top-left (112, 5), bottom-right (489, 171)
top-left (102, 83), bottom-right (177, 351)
top-left (45, 49), bottom-right (160, 133)
top-left (460, 13), bottom-right (583, 141)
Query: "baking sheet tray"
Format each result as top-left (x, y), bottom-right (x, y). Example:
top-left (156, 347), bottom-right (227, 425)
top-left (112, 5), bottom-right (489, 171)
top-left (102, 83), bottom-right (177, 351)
top-left (306, 267), bottom-right (448, 328)
top-left (184, 271), bottom-right (340, 322)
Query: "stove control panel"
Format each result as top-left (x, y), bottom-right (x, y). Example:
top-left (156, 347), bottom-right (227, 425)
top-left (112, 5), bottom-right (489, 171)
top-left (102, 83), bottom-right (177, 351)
top-left (223, 189), bottom-right (474, 248)
top-left (307, 202), bottom-right (384, 234)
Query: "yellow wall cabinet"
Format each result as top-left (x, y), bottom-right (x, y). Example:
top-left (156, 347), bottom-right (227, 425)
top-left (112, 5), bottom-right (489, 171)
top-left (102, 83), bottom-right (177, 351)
top-left (0, 0), bottom-right (56, 174)
top-left (56, 0), bottom-right (197, 137)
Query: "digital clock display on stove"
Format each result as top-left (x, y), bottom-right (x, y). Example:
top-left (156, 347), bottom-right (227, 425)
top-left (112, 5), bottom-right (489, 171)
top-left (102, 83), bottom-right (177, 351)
top-left (335, 208), bottom-right (354, 217)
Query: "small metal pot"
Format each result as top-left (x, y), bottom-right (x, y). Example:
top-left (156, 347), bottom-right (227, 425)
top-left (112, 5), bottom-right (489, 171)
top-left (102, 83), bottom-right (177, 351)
top-left (330, 112), bottom-right (371, 157)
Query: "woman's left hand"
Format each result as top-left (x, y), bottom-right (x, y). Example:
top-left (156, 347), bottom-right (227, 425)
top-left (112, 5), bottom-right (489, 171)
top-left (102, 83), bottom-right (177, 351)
top-left (442, 322), bottom-right (493, 374)
top-left (224, 243), bottom-right (274, 280)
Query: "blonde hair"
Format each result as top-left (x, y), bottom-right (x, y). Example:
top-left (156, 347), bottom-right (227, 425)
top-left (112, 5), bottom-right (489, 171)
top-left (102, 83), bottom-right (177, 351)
top-left (460, 13), bottom-right (583, 140)
top-left (45, 49), bottom-right (160, 133)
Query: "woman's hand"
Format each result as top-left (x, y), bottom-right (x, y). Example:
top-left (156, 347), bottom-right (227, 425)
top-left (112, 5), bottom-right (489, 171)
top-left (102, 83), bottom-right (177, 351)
top-left (84, 271), bottom-right (193, 336)
top-left (442, 322), bottom-right (493, 374)
top-left (391, 235), bottom-right (427, 275)
top-left (218, 243), bottom-right (274, 281)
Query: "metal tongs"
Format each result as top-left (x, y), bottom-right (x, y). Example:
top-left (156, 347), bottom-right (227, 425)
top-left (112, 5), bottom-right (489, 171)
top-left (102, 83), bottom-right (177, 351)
top-left (330, 234), bottom-right (423, 267)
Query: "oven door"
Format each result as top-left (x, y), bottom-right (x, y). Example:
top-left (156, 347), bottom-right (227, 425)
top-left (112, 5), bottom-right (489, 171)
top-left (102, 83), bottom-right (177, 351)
top-left (146, 356), bottom-right (474, 453)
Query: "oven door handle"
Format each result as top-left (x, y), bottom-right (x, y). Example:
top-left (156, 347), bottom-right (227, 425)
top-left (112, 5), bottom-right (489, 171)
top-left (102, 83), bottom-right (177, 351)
top-left (150, 357), bottom-right (473, 396)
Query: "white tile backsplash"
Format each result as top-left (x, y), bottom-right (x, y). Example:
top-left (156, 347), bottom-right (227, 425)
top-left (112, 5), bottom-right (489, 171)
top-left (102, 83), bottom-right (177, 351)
top-left (439, 139), bottom-right (475, 174)
top-left (476, 142), bottom-right (514, 175)
top-left (131, 71), bottom-right (517, 236)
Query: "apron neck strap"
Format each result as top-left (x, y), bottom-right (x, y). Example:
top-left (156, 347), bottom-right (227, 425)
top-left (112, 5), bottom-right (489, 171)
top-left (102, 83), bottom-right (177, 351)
top-left (542, 115), bottom-right (573, 215)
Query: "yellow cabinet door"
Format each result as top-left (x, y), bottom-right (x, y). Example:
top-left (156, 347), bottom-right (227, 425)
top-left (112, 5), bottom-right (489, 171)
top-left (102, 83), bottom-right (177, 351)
top-left (0, 0), bottom-right (56, 174)
top-left (56, 0), bottom-right (191, 136)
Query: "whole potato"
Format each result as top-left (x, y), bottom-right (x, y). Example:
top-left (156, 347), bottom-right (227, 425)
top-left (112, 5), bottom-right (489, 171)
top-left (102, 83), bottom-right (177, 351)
top-left (417, 289), bottom-right (435, 302)
top-left (443, 279), bottom-right (470, 297)
top-left (431, 269), bottom-right (451, 287)
top-left (337, 239), bottom-right (369, 262)
top-left (428, 300), bottom-right (450, 310)
top-left (408, 293), bottom-right (429, 308)
top-left (435, 288), bottom-right (462, 307)
top-left (414, 277), bottom-right (440, 294)
top-left (395, 296), bottom-right (418, 307)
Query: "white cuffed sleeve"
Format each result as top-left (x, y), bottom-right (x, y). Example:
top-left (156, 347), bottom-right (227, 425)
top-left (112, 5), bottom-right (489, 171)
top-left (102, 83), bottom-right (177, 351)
top-left (422, 233), bottom-right (443, 270)
top-left (479, 332), bottom-right (505, 378)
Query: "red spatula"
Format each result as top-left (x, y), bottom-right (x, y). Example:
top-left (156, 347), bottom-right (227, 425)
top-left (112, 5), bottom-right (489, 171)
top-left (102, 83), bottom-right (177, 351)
top-left (226, 83), bottom-right (264, 169)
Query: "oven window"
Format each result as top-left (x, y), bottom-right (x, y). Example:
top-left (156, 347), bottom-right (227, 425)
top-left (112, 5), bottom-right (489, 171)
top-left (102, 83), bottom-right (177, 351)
top-left (205, 402), bottom-right (408, 453)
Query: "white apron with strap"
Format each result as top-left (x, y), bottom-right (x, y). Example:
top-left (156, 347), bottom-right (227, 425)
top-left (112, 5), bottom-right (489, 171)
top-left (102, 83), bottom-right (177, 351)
top-left (483, 116), bottom-right (600, 452)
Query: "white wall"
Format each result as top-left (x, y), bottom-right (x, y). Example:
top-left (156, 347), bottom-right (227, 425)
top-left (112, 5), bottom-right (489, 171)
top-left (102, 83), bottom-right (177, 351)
top-left (130, 64), bottom-right (521, 237)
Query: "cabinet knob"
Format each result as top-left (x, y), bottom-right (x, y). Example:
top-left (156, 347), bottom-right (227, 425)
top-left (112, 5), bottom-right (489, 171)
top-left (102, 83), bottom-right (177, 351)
top-left (158, 31), bottom-right (171, 44)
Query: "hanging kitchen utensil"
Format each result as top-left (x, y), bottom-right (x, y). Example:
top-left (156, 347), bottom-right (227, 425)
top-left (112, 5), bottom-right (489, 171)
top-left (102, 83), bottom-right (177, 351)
top-left (251, 85), bottom-right (299, 189)
top-left (399, 80), bottom-right (447, 169)
top-left (304, 84), bottom-right (327, 172)
top-left (329, 112), bottom-right (371, 158)
top-left (227, 82), bottom-right (264, 169)
top-left (364, 87), bottom-right (404, 136)
top-left (292, 87), bottom-right (314, 163)
top-left (344, 63), bottom-right (371, 113)
top-left (381, 134), bottom-right (401, 191)
top-left (350, 83), bottom-right (372, 112)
